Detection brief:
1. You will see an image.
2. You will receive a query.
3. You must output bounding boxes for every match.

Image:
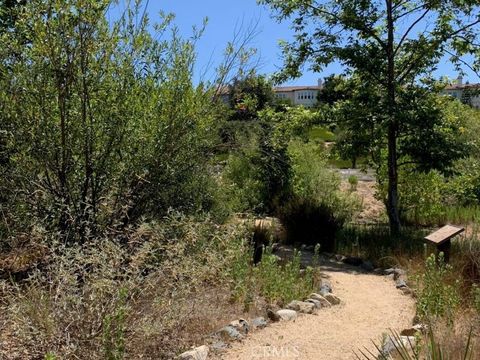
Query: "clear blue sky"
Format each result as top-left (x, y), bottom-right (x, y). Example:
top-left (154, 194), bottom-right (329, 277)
top-left (122, 0), bottom-right (480, 86)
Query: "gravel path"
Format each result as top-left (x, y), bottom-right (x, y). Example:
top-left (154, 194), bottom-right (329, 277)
top-left (219, 262), bottom-right (415, 360)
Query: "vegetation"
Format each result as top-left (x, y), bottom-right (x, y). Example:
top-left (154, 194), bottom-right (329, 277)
top-left (260, 0), bottom-right (480, 235)
top-left (2, 0), bottom-right (480, 358)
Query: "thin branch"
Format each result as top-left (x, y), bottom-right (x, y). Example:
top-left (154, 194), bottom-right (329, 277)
top-left (394, 8), bottom-right (431, 56)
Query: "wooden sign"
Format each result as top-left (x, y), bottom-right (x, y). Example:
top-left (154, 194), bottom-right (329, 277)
top-left (424, 225), bottom-right (464, 245)
top-left (424, 225), bottom-right (464, 263)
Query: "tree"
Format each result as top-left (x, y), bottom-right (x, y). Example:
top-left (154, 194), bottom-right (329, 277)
top-left (1, 0), bottom-right (220, 242)
top-left (228, 74), bottom-right (275, 121)
top-left (260, 0), bottom-right (480, 235)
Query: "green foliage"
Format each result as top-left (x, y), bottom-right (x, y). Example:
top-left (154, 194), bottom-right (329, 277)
top-left (260, 0), bottom-right (480, 234)
top-left (356, 328), bottom-right (475, 360)
top-left (0, 0), bottom-right (220, 241)
top-left (336, 225), bottom-right (426, 267)
top-left (228, 74), bottom-right (275, 121)
top-left (416, 254), bottom-right (460, 324)
top-left (232, 246), bottom-right (319, 305)
top-left (103, 288), bottom-right (128, 360)
top-left (472, 284), bottom-right (480, 314)
top-left (280, 140), bottom-right (360, 250)
top-left (348, 175), bottom-right (358, 192)
top-left (218, 106), bottom-right (316, 215)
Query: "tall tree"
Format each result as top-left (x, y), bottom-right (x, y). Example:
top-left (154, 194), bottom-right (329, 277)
top-left (260, 0), bottom-right (480, 234)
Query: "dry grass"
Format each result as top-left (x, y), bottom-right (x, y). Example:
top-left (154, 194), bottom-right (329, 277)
top-left (0, 215), bottom-right (264, 359)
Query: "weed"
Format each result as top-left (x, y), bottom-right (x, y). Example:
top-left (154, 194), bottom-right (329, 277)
top-left (416, 254), bottom-right (460, 324)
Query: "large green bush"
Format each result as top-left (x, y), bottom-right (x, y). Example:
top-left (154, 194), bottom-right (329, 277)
top-left (0, 0), bottom-right (220, 242)
top-left (280, 140), bottom-right (360, 250)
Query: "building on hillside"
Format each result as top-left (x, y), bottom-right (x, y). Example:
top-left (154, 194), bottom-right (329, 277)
top-left (274, 79), bottom-right (323, 107)
top-left (217, 79), bottom-right (324, 108)
top-left (441, 76), bottom-right (480, 109)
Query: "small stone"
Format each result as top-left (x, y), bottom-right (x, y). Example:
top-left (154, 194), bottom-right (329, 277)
top-left (229, 318), bottom-right (249, 334)
top-left (400, 324), bottom-right (427, 336)
top-left (178, 345), bottom-right (209, 360)
top-left (267, 309), bottom-right (280, 322)
top-left (396, 279), bottom-right (407, 289)
top-left (382, 336), bottom-right (416, 356)
top-left (401, 286), bottom-right (413, 295)
top-left (286, 300), bottom-right (315, 314)
top-left (384, 268), bottom-right (406, 280)
top-left (309, 293), bottom-right (332, 307)
top-left (211, 341), bottom-right (229, 352)
top-left (218, 325), bottom-right (244, 341)
top-left (305, 298), bottom-right (321, 309)
top-left (335, 254), bottom-right (346, 262)
top-left (276, 309), bottom-right (298, 321)
top-left (320, 279), bottom-right (332, 293)
top-left (323, 293), bottom-right (341, 305)
top-left (251, 317), bottom-right (268, 329)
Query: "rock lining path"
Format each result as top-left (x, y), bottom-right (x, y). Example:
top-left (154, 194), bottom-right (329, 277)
top-left (218, 260), bottom-right (415, 360)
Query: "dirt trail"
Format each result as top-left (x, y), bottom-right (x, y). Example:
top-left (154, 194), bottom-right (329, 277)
top-left (219, 261), bottom-right (415, 360)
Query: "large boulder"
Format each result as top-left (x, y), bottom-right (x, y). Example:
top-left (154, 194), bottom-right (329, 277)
top-left (178, 345), bottom-right (209, 360)
top-left (286, 300), bottom-right (315, 314)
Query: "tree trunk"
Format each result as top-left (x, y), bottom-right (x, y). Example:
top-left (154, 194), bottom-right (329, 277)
top-left (387, 123), bottom-right (400, 235)
top-left (386, 0), bottom-right (401, 236)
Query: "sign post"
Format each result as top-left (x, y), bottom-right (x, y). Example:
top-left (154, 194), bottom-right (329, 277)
top-left (424, 225), bottom-right (464, 263)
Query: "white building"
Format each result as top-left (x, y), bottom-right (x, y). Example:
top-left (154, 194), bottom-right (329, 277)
top-left (274, 79), bottom-right (323, 107)
top-left (442, 76), bottom-right (480, 109)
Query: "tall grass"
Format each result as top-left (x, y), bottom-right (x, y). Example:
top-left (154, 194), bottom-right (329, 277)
top-left (336, 224), bottom-right (427, 267)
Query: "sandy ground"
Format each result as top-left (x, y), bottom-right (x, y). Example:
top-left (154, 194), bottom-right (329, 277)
top-left (218, 262), bottom-right (415, 360)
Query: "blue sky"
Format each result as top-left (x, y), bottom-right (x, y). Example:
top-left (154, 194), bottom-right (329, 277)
top-left (124, 0), bottom-right (480, 86)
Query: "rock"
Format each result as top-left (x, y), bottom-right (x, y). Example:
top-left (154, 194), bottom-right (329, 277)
top-left (319, 279), bottom-right (332, 293)
top-left (343, 256), bottom-right (363, 266)
top-left (267, 309), bottom-right (281, 322)
top-left (361, 261), bottom-right (374, 272)
top-left (323, 293), bottom-right (341, 305)
top-left (217, 325), bottom-right (244, 341)
top-left (228, 318), bottom-right (249, 334)
top-left (401, 286), bottom-right (413, 295)
top-left (178, 345), bottom-right (209, 360)
top-left (211, 341), bottom-right (229, 352)
top-left (396, 279), bottom-right (407, 289)
top-left (251, 317), bottom-right (268, 329)
top-left (276, 309), bottom-right (298, 321)
top-left (382, 336), bottom-right (416, 356)
top-left (286, 300), bottom-right (315, 314)
top-left (305, 298), bottom-right (321, 309)
top-left (384, 268), bottom-right (406, 280)
top-left (308, 293), bottom-right (332, 307)
top-left (335, 254), bottom-right (346, 262)
top-left (400, 324), bottom-right (427, 337)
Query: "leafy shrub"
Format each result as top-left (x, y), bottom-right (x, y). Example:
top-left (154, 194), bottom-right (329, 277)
top-left (472, 285), bottom-right (480, 314)
top-left (416, 254), bottom-right (460, 324)
top-left (280, 140), bottom-right (360, 249)
top-left (348, 175), bottom-right (358, 192)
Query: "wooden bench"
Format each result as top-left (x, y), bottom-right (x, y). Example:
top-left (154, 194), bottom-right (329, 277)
top-left (424, 225), bottom-right (464, 263)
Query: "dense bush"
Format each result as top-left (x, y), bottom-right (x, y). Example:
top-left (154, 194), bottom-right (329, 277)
top-left (279, 140), bottom-right (359, 250)
top-left (0, 0), bottom-right (220, 243)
